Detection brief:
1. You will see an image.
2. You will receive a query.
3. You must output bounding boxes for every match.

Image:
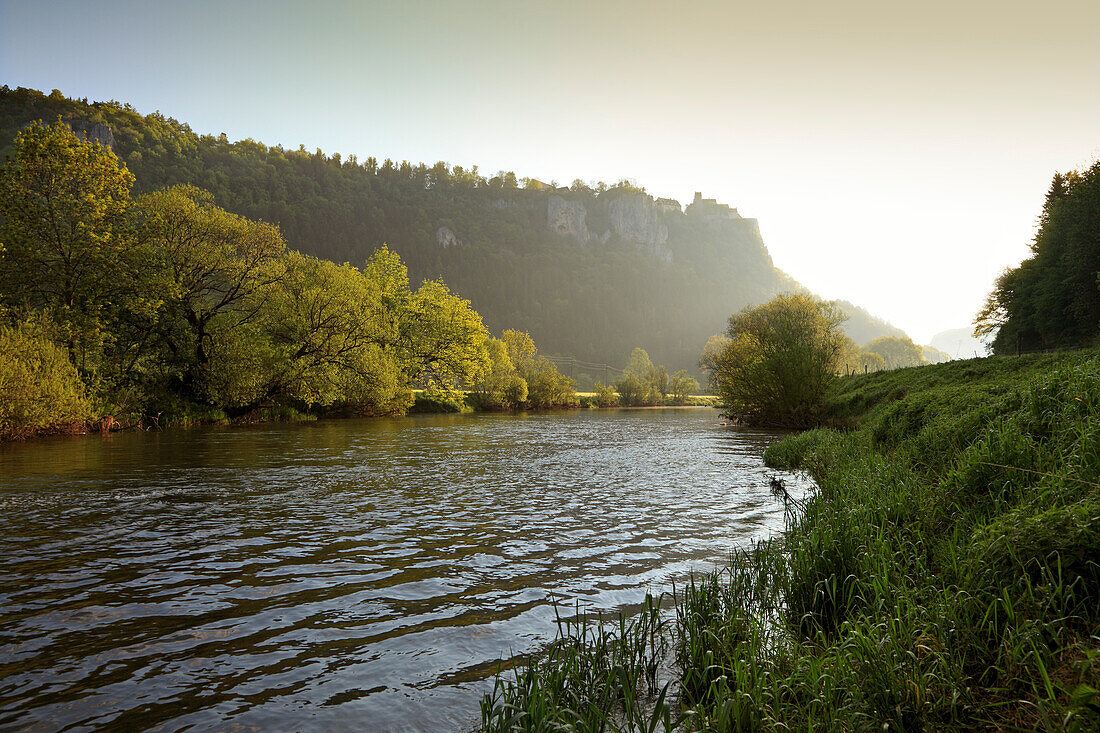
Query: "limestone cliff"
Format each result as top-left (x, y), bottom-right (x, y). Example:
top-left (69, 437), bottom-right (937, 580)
top-left (606, 192), bottom-right (668, 249)
top-left (66, 120), bottom-right (115, 150)
top-left (547, 195), bottom-right (590, 243)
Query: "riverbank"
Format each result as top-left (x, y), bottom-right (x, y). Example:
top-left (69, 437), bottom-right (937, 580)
top-left (0, 390), bottom-right (719, 444)
top-left (410, 390), bottom-right (717, 414)
top-left (479, 350), bottom-right (1100, 730)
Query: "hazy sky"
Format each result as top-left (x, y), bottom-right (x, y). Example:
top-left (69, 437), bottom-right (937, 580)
top-left (3, 0), bottom-right (1098, 343)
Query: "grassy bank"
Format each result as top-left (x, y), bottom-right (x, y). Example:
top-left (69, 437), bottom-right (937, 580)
top-left (479, 351), bottom-right (1100, 730)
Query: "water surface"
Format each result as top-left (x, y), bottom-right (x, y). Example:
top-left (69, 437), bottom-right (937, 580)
top-left (0, 409), bottom-right (811, 731)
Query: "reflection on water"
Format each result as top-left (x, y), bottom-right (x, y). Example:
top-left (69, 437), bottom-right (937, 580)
top-left (0, 409), bottom-right (811, 731)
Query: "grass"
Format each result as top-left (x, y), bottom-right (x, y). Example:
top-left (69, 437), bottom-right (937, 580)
top-left (479, 350), bottom-right (1100, 731)
top-left (479, 595), bottom-right (677, 732)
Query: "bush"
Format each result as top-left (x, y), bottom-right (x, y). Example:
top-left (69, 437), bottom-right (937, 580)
top-left (701, 293), bottom-right (846, 427)
top-left (409, 389), bottom-right (469, 413)
top-left (591, 381), bottom-right (619, 407)
top-left (0, 322), bottom-right (92, 439)
top-left (667, 369), bottom-right (700, 404)
top-left (615, 372), bottom-right (659, 406)
top-left (522, 357), bottom-right (577, 408)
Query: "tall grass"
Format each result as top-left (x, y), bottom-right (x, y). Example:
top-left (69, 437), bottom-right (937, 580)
top-left (479, 595), bottom-right (676, 732)
top-left (480, 351), bottom-right (1100, 731)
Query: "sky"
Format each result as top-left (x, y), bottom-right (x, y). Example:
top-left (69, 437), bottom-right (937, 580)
top-left (2, 0), bottom-right (1098, 343)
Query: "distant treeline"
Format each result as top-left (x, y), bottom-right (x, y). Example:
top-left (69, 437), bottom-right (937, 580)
top-left (0, 86), bottom-right (907, 374)
top-left (977, 161), bottom-right (1100, 354)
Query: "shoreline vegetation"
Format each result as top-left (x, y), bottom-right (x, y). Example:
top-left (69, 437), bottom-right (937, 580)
top-left (0, 121), bottom-right (709, 444)
top-left (480, 350), bottom-right (1100, 730)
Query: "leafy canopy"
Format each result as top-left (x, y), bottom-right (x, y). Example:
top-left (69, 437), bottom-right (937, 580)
top-left (701, 293), bottom-right (847, 428)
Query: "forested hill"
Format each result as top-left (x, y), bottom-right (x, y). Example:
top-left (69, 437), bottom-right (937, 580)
top-left (0, 87), bottom-right (904, 375)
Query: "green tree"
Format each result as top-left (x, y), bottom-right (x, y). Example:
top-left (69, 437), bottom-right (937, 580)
top-left (201, 252), bottom-right (410, 415)
top-left (976, 163), bottom-right (1100, 352)
top-left (614, 372), bottom-right (655, 406)
top-left (502, 329), bottom-right (537, 365)
top-left (398, 278), bottom-right (491, 391)
top-left (499, 328), bottom-right (576, 408)
top-left (864, 335), bottom-right (925, 370)
top-left (837, 335), bottom-right (887, 374)
top-left (667, 370), bottom-right (700, 404)
top-left (625, 347), bottom-right (655, 381)
top-left (523, 357), bottom-right (577, 408)
top-left (591, 381), bottom-right (618, 407)
top-left (0, 120), bottom-right (155, 377)
top-left (701, 293), bottom-right (847, 428)
top-left (133, 185), bottom-right (286, 401)
top-left (617, 347), bottom-right (667, 405)
top-left (469, 337), bottom-right (527, 410)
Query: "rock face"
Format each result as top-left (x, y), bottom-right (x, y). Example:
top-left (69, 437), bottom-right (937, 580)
top-left (436, 226), bottom-right (460, 248)
top-left (540, 190), bottom-right (750, 266)
top-left (543, 191), bottom-right (677, 262)
top-left (606, 192), bottom-right (668, 248)
top-left (547, 195), bottom-right (590, 243)
top-left (67, 120), bottom-right (115, 150)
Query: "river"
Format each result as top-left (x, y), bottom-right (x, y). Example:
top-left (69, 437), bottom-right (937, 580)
top-left (0, 408), bottom-right (811, 731)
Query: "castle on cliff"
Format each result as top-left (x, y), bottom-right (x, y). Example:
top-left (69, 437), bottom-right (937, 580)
top-left (686, 191), bottom-right (740, 219)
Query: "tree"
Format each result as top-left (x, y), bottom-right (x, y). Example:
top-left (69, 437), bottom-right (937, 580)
top-left (398, 279), bottom-right (491, 391)
top-left (617, 347), bottom-right (669, 405)
top-left (469, 337), bottom-right (527, 410)
top-left (615, 373), bottom-right (653, 406)
top-left (133, 184), bottom-right (286, 400)
top-left (976, 163), bottom-right (1100, 353)
top-left (0, 120), bottom-right (155, 376)
top-left (667, 370), bottom-right (700, 404)
top-left (863, 335), bottom-right (925, 370)
top-left (499, 328), bottom-right (576, 408)
top-left (200, 252), bottom-right (410, 415)
top-left (701, 293), bottom-right (847, 428)
top-left (591, 381), bottom-right (618, 407)
top-left (502, 329), bottom-right (537, 365)
top-left (0, 319), bottom-right (91, 439)
top-left (523, 357), bottom-right (577, 408)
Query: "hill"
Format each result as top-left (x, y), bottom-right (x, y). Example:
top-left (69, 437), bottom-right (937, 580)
top-left (930, 327), bottom-right (988, 359)
top-left (0, 86), bottom-right (907, 375)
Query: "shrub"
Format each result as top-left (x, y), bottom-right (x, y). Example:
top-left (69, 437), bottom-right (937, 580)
top-left (0, 322), bottom-right (92, 439)
top-left (701, 293), bottom-right (846, 427)
top-left (614, 372), bottom-right (659, 406)
top-left (591, 381), bottom-right (619, 407)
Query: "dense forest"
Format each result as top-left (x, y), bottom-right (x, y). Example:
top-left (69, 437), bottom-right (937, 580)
top-left (977, 161), bottom-right (1100, 353)
top-left (0, 86), bottom-right (907, 376)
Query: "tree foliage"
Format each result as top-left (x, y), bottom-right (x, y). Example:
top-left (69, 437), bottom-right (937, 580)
top-left (863, 335), bottom-right (926, 370)
top-left (0, 320), bottom-right (91, 440)
top-left (701, 293), bottom-right (847, 427)
top-left (0, 120), bottom-right (155, 383)
top-left (469, 337), bottom-right (528, 410)
top-left (976, 163), bottom-right (1100, 353)
top-left (501, 328), bottom-right (577, 408)
top-left (614, 347), bottom-right (681, 406)
top-left (0, 122), bottom-right (528, 435)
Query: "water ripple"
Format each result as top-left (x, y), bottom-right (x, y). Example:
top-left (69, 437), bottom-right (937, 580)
top-left (0, 409), bottom-right (811, 731)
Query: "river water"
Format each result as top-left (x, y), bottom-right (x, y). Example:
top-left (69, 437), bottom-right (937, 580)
top-left (0, 408), bottom-right (811, 732)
